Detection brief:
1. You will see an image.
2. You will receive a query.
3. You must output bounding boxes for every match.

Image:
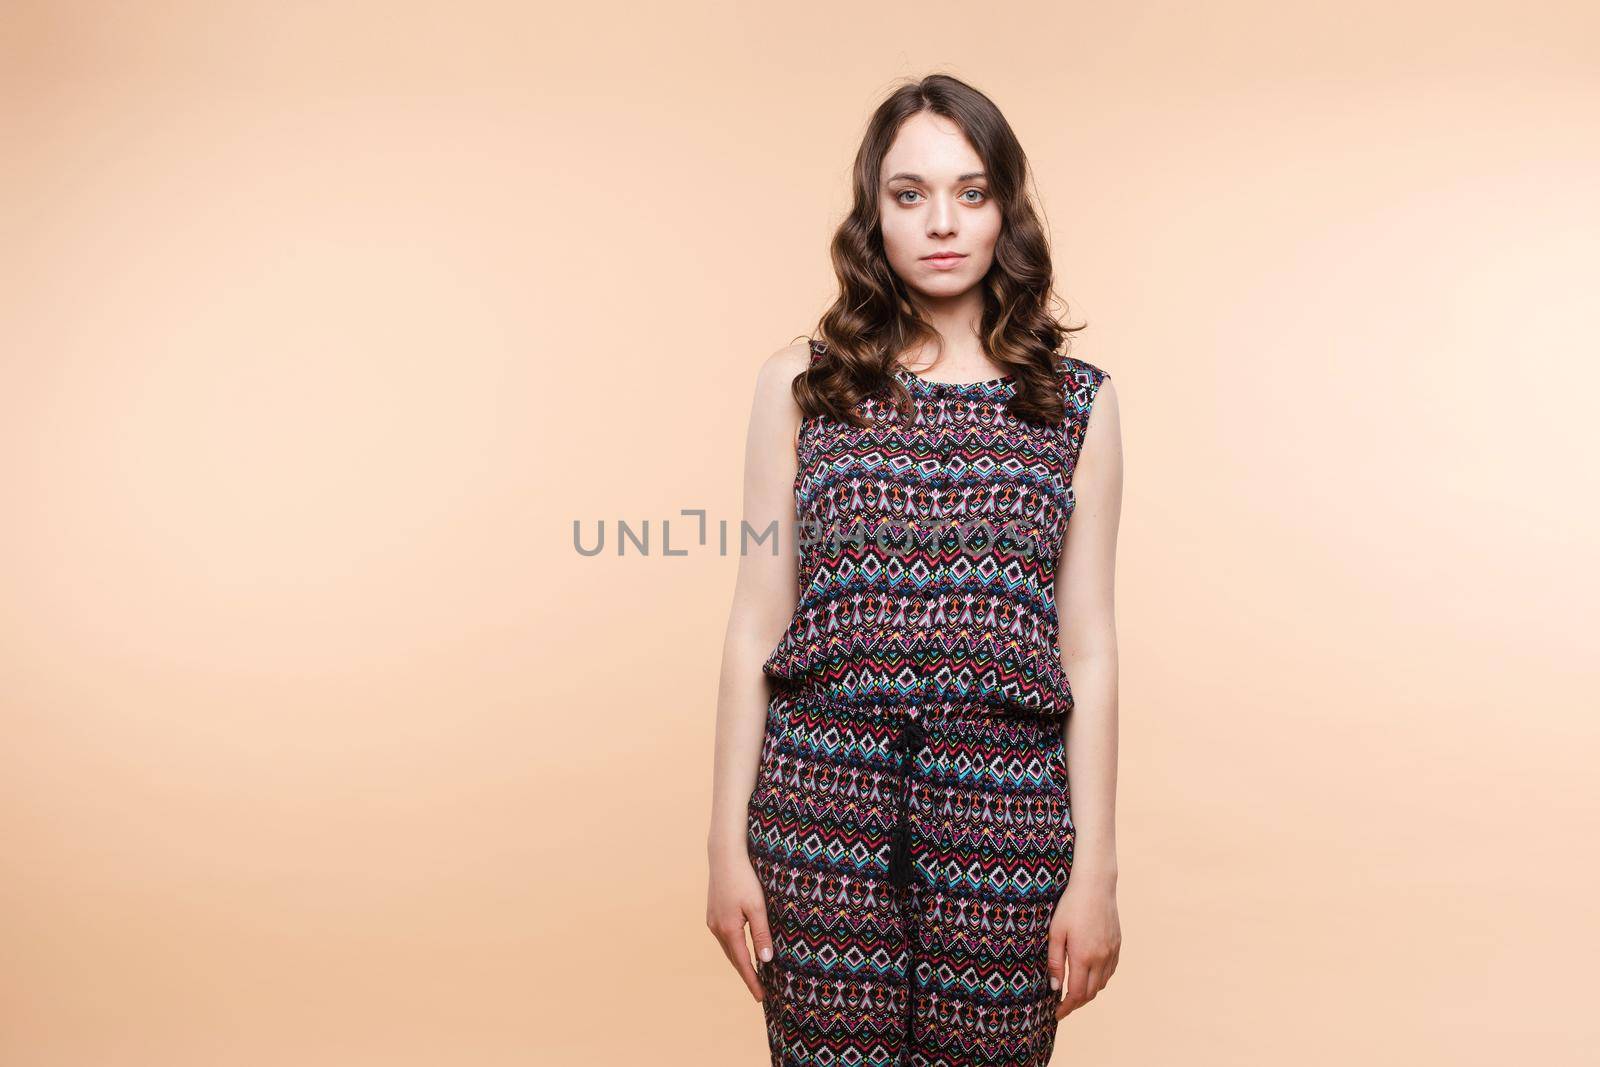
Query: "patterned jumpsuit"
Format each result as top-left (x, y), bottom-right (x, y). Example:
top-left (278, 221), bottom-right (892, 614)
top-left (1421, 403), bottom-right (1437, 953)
top-left (746, 338), bottom-right (1111, 1066)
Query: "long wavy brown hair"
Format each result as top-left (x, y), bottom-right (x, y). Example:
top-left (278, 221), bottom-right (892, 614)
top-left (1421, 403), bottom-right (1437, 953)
top-left (792, 73), bottom-right (1086, 428)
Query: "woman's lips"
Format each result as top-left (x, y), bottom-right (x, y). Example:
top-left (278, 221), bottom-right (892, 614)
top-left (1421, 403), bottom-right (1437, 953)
top-left (922, 253), bottom-right (967, 270)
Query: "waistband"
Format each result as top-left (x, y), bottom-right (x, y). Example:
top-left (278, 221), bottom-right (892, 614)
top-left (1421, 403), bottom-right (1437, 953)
top-left (766, 680), bottom-right (1066, 736)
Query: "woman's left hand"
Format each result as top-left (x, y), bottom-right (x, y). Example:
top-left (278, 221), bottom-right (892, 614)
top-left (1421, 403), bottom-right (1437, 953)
top-left (1046, 874), bottom-right (1121, 1019)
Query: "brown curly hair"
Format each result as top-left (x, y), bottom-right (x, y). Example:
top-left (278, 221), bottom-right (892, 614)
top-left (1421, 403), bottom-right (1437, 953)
top-left (792, 73), bottom-right (1086, 428)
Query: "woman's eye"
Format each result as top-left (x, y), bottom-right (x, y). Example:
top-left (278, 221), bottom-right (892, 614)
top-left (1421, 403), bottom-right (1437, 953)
top-left (893, 189), bottom-right (985, 204)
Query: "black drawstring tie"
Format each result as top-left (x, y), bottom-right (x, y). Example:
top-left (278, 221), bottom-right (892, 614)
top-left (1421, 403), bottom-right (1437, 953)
top-left (887, 715), bottom-right (930, 890)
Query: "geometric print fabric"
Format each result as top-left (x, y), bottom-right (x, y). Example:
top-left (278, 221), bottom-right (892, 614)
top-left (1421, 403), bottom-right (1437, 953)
top-left (749, 339), bottom-right (1111, 1065)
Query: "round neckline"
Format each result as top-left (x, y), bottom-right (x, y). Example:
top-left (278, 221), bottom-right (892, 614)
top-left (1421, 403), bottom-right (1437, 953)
top-left (894, 366), bottom-right (1014, 390)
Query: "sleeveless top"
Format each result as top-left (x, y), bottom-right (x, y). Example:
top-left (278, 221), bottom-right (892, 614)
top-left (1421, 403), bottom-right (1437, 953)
top-left (760, 338), bottom-right (1111, 725)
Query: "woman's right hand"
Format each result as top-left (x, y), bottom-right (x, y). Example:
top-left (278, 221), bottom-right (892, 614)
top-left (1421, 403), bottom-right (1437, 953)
top-left (706, 847), bottom-right (774, 1003)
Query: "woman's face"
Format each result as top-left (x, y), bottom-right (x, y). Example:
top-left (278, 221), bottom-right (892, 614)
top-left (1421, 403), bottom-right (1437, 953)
top-left (877, 111), bottom-right (1002, 303)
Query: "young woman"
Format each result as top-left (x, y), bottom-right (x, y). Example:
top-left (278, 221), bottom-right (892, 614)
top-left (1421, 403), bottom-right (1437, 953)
top-left (706, 73), bottom-right (1123, 1065)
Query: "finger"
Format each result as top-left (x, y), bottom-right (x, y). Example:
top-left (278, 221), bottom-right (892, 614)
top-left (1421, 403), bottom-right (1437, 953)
top-left (1083, 962), bottom-right (1103, 999)
top-left (747, 901), bottom-right (775, 968)
top-left (1099, 951), bottom-right (1118, 989)
top-left (1045, 927), bottom-right (1067, 993)
top-left (1054, 949), bottom-right (1071, 1018)
top-left (1089, 946), bottom-right (1118, 994)
top-left (1056, 955), bottom-right (1092, 1019)
top-left (715, 925), bottom-right (765, 1002)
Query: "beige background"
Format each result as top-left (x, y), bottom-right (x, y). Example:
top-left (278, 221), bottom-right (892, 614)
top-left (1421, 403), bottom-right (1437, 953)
top-left (3, 1), bottom-right (1597, 1064)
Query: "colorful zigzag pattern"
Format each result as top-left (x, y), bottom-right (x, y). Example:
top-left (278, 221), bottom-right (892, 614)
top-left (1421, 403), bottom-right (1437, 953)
top-left (747, 339), bottom-right (1110, 1065)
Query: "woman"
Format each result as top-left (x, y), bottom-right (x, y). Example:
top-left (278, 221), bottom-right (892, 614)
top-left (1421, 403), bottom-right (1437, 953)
top-left (706, 73), bottom-right (1123, 1065)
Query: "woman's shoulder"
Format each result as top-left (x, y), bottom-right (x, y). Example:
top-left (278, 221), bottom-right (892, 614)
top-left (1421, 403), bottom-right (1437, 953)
top-left (758, 338), bottom-right (815, 390)
top-left (745, 338), bottom-right (815, 421)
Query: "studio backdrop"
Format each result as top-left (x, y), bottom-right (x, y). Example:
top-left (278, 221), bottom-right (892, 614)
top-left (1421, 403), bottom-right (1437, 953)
top-left (3, 2), bottom-right (1595, 1064)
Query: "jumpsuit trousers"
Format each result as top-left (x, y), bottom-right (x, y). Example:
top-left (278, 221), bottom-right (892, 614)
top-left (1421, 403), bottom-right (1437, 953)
top-left (746, 686), bottom-right (1077, 1066)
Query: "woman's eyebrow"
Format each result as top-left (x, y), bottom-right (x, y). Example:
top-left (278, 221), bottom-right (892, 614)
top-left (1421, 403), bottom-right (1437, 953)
top-left (884, 171), bottom-right (988, 183)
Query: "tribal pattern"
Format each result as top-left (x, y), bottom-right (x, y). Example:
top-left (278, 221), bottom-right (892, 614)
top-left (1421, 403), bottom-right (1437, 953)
top-left (747, 339), bottom-right (1111, 1065)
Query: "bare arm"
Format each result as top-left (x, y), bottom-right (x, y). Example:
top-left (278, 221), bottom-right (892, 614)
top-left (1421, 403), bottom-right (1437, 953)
top-left (1058, 374), bottom-right (1123, 886)
top-left (706, 341), bottom-right (810, 859)
top-left (704, 341), bottom-right (811, 1002)
top-left (1048, 373), bottom-right (1124, 1016)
